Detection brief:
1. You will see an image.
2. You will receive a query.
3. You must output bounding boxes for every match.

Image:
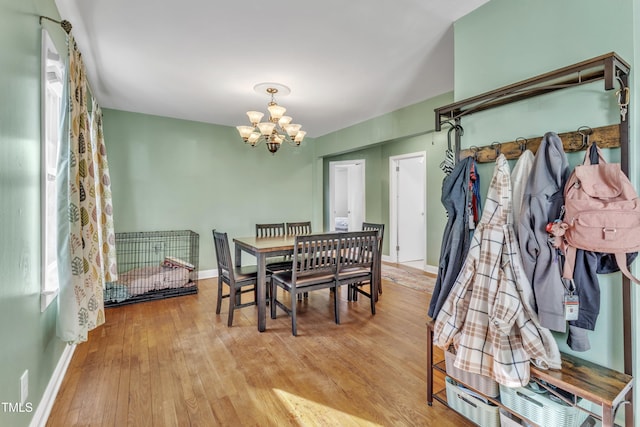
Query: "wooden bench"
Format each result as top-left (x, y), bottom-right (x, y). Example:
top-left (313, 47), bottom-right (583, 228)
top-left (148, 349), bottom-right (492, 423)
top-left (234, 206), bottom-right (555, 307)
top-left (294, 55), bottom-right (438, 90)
top-left (270, 231), bottom-right (378, 335)
top-left (426, 319), bottom-right (633, 426)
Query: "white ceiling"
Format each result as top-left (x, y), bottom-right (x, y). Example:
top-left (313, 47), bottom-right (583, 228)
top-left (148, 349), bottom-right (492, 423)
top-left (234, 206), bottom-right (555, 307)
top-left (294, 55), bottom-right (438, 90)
top-left (53, 0), bottom-right (488, 138)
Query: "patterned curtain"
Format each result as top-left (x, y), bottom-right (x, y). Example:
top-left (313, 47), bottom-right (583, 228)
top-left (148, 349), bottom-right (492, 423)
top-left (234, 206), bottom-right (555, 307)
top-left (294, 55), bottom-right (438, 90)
top-left (57, 34), bottom-right (117, 344)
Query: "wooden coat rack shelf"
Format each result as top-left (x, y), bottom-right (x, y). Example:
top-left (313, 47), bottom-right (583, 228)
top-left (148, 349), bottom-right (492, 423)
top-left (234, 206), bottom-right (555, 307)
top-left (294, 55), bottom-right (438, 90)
top-left (428, 52), bottom-right (633, 427)
top-left (459, 124), bottom-right (620, 163)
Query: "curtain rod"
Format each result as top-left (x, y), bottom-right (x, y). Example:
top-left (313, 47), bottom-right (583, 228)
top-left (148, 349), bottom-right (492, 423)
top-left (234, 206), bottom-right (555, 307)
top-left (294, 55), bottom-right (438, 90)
top-left (39, 16), bottom-right (72, 34)
top-left (39, 15), bottom-right (98, 111)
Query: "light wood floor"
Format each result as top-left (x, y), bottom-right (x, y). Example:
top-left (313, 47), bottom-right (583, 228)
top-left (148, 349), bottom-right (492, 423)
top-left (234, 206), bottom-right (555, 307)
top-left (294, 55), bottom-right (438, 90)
top-left (46, 265), bottom-right (472, 427)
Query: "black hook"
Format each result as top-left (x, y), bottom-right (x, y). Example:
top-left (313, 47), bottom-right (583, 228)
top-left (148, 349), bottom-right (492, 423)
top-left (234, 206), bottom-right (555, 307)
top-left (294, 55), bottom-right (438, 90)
top-left (446, 122), bottom-right (464, 151)
top-left (577, 126), bottom-right (593, 149)
top-left (516, 137), bottom-right (528, 153)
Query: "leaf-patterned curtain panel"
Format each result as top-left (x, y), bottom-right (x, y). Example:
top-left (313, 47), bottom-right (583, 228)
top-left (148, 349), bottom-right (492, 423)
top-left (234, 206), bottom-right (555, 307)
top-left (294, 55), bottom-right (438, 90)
top-left (57, 34), bottom-right (117, 344)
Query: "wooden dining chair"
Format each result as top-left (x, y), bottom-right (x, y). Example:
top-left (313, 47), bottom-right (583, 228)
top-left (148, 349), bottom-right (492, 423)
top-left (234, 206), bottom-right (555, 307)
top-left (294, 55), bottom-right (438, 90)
top-left (256, 222), bottom-right (292, 273)
top-left (286, 221), bottom-right (312, 236)
top-left (212, 230), bottom-right (261, 327)
top-left (271, 233), bottom-right (341, 336)
top-left (256, 223), bottom-right (285, 238)
top-left (363, 222), bottom-right (385, 296)
top-left (285, 221), bottom-right (313, 298)
top-left (339, 230), bottom-right (379, 315)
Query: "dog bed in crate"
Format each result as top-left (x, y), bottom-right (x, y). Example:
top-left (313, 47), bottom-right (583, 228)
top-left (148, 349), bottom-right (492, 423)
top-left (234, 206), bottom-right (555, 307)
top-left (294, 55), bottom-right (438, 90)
top-left (105, 230), bottom-right (199, 306)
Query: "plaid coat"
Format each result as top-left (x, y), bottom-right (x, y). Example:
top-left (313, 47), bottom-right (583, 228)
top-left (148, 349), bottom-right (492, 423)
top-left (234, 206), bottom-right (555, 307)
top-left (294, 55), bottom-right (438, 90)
top-left (433, 155), bottom-right (561, 387)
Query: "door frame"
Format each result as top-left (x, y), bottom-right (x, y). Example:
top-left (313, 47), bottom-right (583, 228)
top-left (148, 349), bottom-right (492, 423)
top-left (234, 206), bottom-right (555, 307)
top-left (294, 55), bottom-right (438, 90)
top-left (389, 151), bottom-right (426, 264)
top-left (329, 159), bottom-right (366, 231)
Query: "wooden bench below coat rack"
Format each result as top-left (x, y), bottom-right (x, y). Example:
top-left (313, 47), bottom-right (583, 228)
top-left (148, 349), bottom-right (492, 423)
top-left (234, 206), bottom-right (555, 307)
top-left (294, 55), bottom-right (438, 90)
top-left (458, 124), bottom-right (620, 163)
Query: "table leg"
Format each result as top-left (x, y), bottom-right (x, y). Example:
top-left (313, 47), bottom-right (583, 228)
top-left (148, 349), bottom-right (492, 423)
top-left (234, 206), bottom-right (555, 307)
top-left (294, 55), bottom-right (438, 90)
top-left (235, 245), bottom-right (242, 267)
top-left (257, 253), bottom-right (267, 332)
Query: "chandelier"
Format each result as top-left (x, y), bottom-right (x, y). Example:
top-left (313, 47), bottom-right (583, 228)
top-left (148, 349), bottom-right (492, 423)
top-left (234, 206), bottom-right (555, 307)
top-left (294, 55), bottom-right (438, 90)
top-left (236, 83), bottom-right (306, 154)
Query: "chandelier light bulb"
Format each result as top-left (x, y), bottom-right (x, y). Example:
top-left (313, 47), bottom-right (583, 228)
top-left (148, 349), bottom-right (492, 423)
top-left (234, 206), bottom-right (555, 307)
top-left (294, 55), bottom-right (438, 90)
top-left (267, 103), bottom-right (287, 121)
top-left (278, 116), bottom-right (293, 127)
top-left (248, 132), bottom-right (261, 145)
top-left (246, 111), bottom-right (264, 126)
top-left (257, 122), bottom-right (276, 136)
top-left (294, 130), bottom-right (306, 143)
top-left (236, 126), bottom-right (254, 141)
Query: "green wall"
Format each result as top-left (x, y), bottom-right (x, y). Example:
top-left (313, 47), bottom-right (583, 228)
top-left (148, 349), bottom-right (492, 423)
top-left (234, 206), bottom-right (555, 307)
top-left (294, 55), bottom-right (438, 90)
top-left (103, 109), bottom-right (315, 271)
top-left (0, 0), bottom-right (69, 426)
top-left (1, 0), bottom-right (639, 426)
top-left (321, 128), bottom-right (450, 267)
top-left (316, 92), bottom-right (453, 267)
top-left (455, 0), bottom-right (637, 376)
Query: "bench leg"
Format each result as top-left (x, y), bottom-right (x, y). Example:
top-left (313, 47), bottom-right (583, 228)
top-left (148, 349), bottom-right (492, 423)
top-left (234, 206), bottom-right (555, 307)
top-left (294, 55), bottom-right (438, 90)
top-left (427, 322), bottom-right (434, 405)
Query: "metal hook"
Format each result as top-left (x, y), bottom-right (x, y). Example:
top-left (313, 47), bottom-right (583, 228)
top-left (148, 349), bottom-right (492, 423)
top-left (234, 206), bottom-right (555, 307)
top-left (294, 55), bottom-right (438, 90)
top-left (516, 137), bottom-right (528, 153)
top-left (446, 122), bottom-right (464, 151)
top-left (490, 141), bottom-right (501, 158)
top-left (577, 126), bottom-right (593, 149)
top-left (469, 145), bottom-right (480, 161)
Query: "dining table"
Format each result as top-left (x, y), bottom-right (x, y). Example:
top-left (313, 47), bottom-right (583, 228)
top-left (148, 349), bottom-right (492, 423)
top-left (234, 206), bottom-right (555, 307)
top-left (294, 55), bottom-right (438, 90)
top-left (233, 235), bottom-right (297, 332)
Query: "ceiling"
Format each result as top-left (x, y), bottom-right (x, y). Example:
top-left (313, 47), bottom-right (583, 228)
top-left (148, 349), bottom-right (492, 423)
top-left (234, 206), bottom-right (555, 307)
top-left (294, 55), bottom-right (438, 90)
top-left (53, 0), bottom-right (489, 138)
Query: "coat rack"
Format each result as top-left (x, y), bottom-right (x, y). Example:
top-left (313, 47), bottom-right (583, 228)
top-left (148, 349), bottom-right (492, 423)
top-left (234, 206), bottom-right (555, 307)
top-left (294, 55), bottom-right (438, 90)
top-left (432, 51), bottom-right (632, 426)
top-left (435, 52), bottom-right (630, 174)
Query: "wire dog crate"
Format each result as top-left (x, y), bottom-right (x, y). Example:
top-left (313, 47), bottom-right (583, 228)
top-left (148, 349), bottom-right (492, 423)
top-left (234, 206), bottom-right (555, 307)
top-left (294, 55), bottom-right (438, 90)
top-left (104, 230), bottom-right (199, 307)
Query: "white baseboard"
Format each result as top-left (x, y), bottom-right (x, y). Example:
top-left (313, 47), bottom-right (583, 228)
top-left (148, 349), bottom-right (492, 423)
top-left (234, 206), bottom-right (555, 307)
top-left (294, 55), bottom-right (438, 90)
top-left (198, 269), bottom-right (218, 279)
top-left (381, 255), bottom-right (438, 275)
top-left (29, 343), bottom-right (76, 427)
top-left (424, 264), bottom-right (438, 275)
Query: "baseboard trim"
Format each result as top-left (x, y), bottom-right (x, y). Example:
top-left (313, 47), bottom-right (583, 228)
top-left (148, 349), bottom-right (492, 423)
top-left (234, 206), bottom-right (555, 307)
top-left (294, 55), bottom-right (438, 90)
top-left (29, 343), bottom-right (76, 427)
top-left (424, 264), bottom-right (438, 275)
top-left (198, 269), bottom-right (218, 279)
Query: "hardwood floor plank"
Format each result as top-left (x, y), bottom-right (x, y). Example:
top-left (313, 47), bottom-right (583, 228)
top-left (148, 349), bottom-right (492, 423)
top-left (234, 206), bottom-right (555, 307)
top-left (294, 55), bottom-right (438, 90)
top-left (46, 266), bottom-right (472, 427)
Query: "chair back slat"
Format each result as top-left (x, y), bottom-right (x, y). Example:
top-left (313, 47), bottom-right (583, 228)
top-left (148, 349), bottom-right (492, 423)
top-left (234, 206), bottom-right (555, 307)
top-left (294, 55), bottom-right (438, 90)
top-left (362, 222), bottom-right (384, 242)
top-left (256, 223), bottom-right (285, 238)
top-left (292, 233), bottom-right (340, 280)
top-left (339, 231), bottom-right (378, 270)
top-left (212, 230), bottom-right (235, 282)
top-left (287, 221), bottom-right (312, 236)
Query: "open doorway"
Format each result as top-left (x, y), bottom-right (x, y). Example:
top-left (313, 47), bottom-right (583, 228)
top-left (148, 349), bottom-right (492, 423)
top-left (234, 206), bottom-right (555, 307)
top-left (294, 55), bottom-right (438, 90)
top-left (389, 152), bottom-right (426, 267)
top-left (329, 160), bottom-right (365, 232)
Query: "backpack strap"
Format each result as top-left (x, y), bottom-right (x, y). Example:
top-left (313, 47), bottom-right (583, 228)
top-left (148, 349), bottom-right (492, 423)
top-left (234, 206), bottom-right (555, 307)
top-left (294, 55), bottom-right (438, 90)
top-left (583, 142), bottom-right (606, 166)
top-left (563, 245), bottom-right (576, 280)
top-left (614, 252), bottom-right (640, 285)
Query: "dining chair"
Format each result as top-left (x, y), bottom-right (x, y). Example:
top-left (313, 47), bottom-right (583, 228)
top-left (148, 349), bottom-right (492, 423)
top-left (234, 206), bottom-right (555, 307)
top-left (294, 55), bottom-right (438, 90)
top-left (286, 221), bottom-right (312, 236)
top-left (271, 233), bottom-right (341, 336)
top-left (285, 221), bottom-right (313, 299)
top-left (256, 222), bottom-right (292, 274)
top-left (339, 230), bottom-right (378, 315)
top-left (256, 222), bottom-right (285, 238)
top-left (356, 222), bottom-right (385, 298)
top-left (212, 230), bottom-right (262, 327)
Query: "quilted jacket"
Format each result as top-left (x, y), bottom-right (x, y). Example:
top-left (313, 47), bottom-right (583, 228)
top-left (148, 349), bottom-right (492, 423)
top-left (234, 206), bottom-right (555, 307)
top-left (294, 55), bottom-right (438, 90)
top-left (433, 154), bottom-right (561, 387)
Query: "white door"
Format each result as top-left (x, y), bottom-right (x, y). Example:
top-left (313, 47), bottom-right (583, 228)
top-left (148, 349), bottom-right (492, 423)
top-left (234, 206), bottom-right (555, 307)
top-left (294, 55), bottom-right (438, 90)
top-left (390, 153), bottom-right (425, 263)
top-left (330, 160), bottom-right (365, 231)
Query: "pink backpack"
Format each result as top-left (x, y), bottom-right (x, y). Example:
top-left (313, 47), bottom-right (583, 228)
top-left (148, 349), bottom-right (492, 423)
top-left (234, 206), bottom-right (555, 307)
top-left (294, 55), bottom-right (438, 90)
top-left (562, 143), bottom-right (640, 284)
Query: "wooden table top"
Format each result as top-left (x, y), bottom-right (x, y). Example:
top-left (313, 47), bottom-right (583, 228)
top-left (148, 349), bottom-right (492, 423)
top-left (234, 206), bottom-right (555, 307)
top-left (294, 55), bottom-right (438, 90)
top-left (233, 235), bottom-right (297, 252)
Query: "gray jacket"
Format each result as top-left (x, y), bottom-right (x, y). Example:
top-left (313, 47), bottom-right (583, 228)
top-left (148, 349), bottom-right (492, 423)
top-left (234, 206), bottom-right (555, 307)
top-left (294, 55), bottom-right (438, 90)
top-left (517, 132), bottom-right (569, 332)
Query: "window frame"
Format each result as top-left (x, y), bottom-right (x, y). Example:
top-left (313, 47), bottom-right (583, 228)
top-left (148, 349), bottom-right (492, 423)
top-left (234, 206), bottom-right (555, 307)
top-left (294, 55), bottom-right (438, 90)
top-left (41, 28), bottom-right (64, 312)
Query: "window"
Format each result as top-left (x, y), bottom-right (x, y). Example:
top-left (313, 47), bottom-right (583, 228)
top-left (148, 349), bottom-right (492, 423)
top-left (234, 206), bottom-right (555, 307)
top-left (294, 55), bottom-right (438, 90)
top-left (41, 29), bottom-right (64, 311)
